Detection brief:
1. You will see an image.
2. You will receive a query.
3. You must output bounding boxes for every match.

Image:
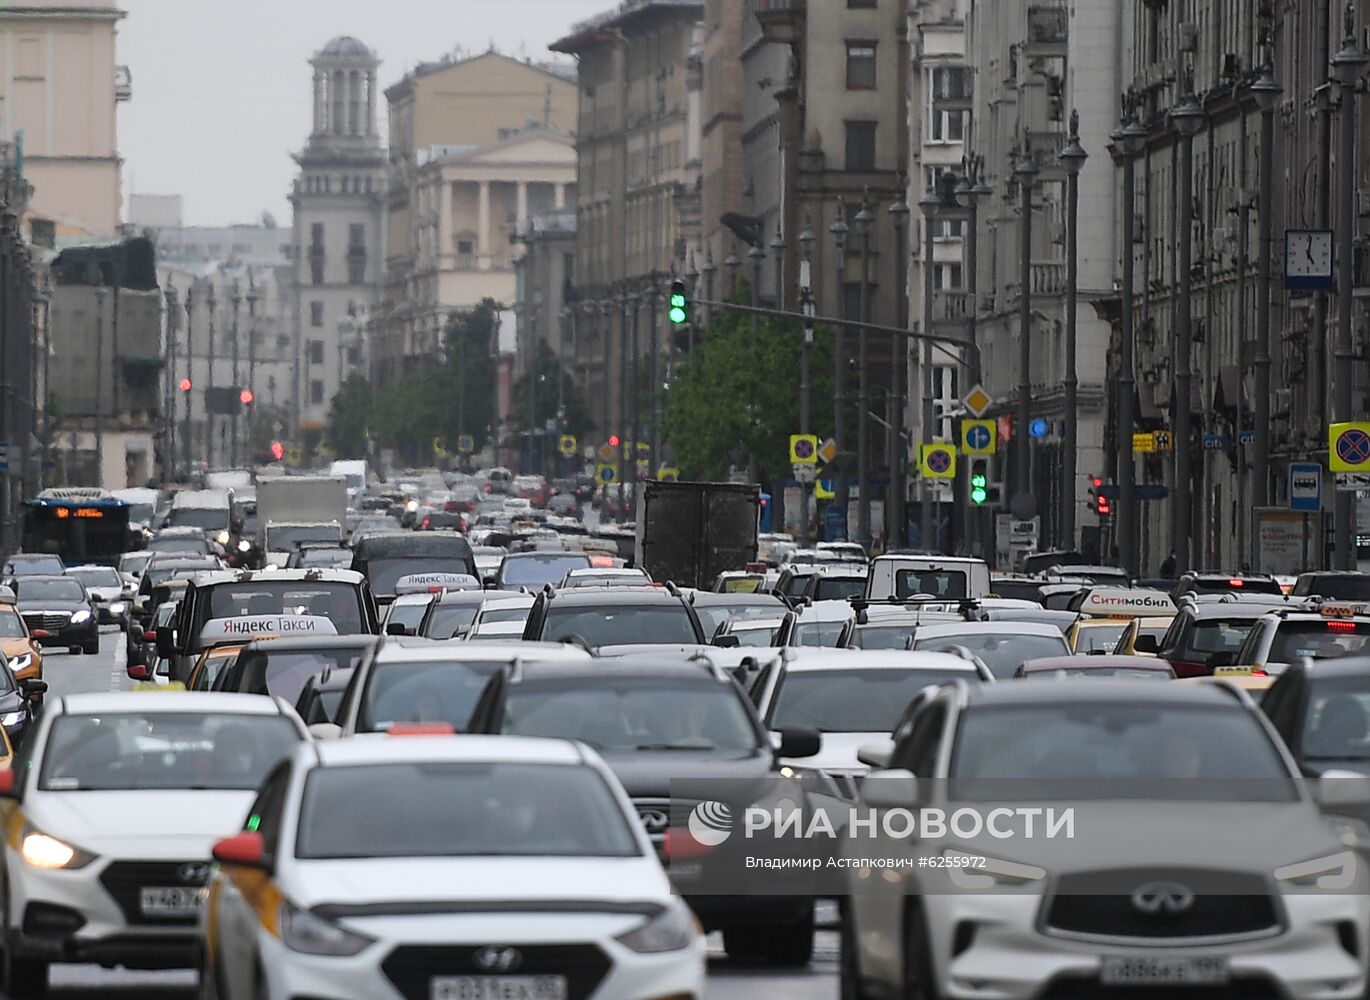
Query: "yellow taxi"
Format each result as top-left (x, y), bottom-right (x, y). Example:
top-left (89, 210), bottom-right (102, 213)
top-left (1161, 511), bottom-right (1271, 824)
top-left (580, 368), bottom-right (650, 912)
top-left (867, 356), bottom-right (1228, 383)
top-left (1066, 618), bottom-right (1132, 654)
top-left (0, 595), bottom-right (43, 688)
top-left (1185, 665), bottom-right (1275, 695)
top-left (1113, 615), bottom-right (1176, 657)
top-left (182, 643), bottom-right (249, 692)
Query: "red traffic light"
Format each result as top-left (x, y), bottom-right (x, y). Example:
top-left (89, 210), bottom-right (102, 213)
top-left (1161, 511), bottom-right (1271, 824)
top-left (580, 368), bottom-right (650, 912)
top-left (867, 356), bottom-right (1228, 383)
top-left (178, 378), bottom-right (192, 393)
top-left (239, 388), bottom-right (255, 406)
top-left (270, 440), bottom-right (284, 461)
top-left (608, 434), bottom-right (621, 448)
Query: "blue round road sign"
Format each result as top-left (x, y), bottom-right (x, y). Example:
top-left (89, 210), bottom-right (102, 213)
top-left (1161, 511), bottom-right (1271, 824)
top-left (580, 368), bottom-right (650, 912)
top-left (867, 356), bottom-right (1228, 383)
top-left (966, 425), bottom-right (991, 451)
top-left (1336, 428), bottom-right (1370, 467)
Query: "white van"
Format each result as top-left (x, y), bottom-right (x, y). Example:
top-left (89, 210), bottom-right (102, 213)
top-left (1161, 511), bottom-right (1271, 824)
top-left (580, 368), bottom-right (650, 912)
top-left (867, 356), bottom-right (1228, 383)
top-left (864, 555), bottom-right (991, 601)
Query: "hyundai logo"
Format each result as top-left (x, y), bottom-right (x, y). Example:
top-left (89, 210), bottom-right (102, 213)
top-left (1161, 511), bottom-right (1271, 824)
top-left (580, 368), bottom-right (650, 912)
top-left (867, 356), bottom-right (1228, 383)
top-left (177, 862), bottom-right (211, 884)
top-left (473, 946), bottom-right (522, 973)
top-left (638, 809), bottom-right (670, 835)
top-left (1131, 881), bottom-right (1195, 915)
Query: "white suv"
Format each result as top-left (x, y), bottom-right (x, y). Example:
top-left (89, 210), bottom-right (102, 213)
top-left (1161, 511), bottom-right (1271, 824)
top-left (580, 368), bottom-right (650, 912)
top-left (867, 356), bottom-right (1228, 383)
top-left (201, 734), bottom-right (704, 1000)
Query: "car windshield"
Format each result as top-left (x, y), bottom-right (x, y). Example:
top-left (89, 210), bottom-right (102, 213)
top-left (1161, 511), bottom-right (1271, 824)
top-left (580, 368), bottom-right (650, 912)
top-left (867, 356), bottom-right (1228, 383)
top-left (358, 658), bottom-right (510, 733)
top-left (69, 568), bottom-right (121, 589)
top-left (730, 624), bottom-right (780, 647)
top-left (1022, 666), bottom-right (1170, 680)
top-left (385, 603), bottom-right (430, 630)
top-left (147, 563), bottom-right (214, 586)
top-left (478, 604), bottom-right (532, 625)
top-left (912, 632), bottom-right (1068, 679)
top-left (0, 609), bottom-right (26, 638)
top-left (124, 503), bottom-right (155, 524)
top-left (17, 579), bottom-right (84, 602)
top-left (1268, 621), bottom-right (1370, 663)
top-left (366, 558), bottom-right (471, 596)
top-left (1074, 622), bottom-right (1129, 653)
top-left (540, 606), bottom-right (698, 646)
top-left (849, 625), bottom-right (917, 649)
top-left (503, 679), bottom-right (759, 753)
top-left (232, 647), bottom-right (369, 704)
top-left (1301, 679), bottom-right (1370, 761)
top-left (895, 570), bottom-right (968, 600)
top-left (424, 604), bottom-right (480, 639)
top-left (794, 620), bottom-right (846, 647)
top-left (206, 582), bottom-right (364, 635)
top-left (6, 556), bottom-right (63, 575)
top-left (693, 601), bottom-right (785, 637)
top-left (297, 549), bottom-right (352, 568)
top-left (120, 552), bottom-right (154, 575)
top-left (814, 577), bottom-right (866, 601)
top-left (500, 554), bottom-right (591, 588)
top-left (39, 713), bottom-right (300, 791)
top-left (295, 763), bottom-right (641, 860)
top-left (149, 538), bottom-right (210, 555)
top-left (1190, 577), bottom-right (1283, 595)
top-left (166, 508), bottom-right (228, 531)
top-left (772, 668), bottom-right (969, 732)
top-left (950, 703), bottom-right (1297, 801)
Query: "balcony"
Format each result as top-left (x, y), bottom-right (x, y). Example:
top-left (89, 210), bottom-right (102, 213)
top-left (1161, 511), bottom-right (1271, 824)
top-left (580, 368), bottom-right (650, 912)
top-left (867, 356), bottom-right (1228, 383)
top-left (1004, 262), bottom-right (1067, 306)
top-left (755, 0), bottom-right (804, 45)
top-left (1024, 1), bottom-right (1067, 57)
top-left (933, 290), bottom-right (972, 324)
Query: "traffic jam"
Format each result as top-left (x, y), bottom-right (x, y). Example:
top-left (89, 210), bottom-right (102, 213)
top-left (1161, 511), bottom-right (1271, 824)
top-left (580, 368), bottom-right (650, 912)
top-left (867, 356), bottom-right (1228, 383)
top-left (2, 470), bottom-right (1370, 999)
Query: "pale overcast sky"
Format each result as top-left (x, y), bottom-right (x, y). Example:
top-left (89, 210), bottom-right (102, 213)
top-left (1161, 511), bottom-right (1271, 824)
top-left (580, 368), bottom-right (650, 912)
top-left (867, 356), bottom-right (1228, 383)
top-left (117, 0), bottom-right (605, 227)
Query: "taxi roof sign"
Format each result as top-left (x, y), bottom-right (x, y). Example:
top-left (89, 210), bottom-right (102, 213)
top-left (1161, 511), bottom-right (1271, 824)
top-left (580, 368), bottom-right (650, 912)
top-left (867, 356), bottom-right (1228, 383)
top-left (394, 573), bottom-right (479, 595)
top-left (1073, 587), bottom-right (1178, 619)
top-left (1213, 666), bottom-right (1266, 676)
top-left (1319, 602), bottom-right (1370, 618)
top-left (199, 615), bottom-right (338, 642)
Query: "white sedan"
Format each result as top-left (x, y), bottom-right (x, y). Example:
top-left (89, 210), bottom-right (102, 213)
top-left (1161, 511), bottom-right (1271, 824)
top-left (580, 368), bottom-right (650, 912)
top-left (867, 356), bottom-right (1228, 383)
top-left (0, 692), bottom-right (307, 996)
top-left (201, 734), bottom-right (704, 1000)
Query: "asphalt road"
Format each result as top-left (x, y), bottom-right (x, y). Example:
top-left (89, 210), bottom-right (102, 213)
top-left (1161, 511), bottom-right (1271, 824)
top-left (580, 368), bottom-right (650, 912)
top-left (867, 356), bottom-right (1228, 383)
top-left (31, 627), bottom-right (838, 1000)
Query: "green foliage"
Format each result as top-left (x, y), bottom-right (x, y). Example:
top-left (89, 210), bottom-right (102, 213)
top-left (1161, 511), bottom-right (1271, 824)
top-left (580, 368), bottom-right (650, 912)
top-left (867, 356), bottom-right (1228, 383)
top-left (510, 338), bottom-right (593, 438)
top-left (325, 376), bottom-right (371, 459)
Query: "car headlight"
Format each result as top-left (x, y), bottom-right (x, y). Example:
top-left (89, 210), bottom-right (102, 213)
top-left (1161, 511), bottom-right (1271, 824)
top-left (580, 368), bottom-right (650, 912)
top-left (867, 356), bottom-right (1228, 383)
top-left (942, 849), bottom-right (1047, 890)
top-left (238, 540), bottom-right (251, 553)
top-left (1327, 815), bottom-right (1370, 849)
top-left (279, 898), bottom-right (375, 956)
top-left (217, 531), bottom-right (231, 545)
top-left (69, 610), bottom-right (92, 624)
top-left (1275, 850), bottom-right (1358, 890)
top-left (9, 653), bottom-right (31, 671)
top-left (109, 602), bottom-right (127, 615)
top-left (20, 826), bottom-right (96, 870)
top-left (614, 900), bottom-right (699, 953)
top-left (0, 710), bottom-right (24, 727)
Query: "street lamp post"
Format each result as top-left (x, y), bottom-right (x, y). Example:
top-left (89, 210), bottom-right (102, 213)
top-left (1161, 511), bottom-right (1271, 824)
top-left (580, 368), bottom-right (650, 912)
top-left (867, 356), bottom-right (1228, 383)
top-left (94, 287), bottom-right (106, 485)
top-left (798, 215), bottom-right (816, 547)
top-left (700, 250), bottom-right (716, 340)
top-left (183, 286), bottom-right (196, 480)
top-left (229, 281), bottom-right (242, 468)
top-left (747, 245), bottom-right (764, 484)
top-left (205, 282), bottom-right (217, 467)
top-left (830, 200), bottom-right (850, 532)
top-left (1250, 64), bottom-right (1282, 568)
top-left (1014, 153), bottom-right (1039, 515)
top-left (246, 276), bottom-right (260, 460)
top-left (956, 160), bottom-right (990, 556)
top-left (616, 289), bottom-right (629, 520)
top-left (1060, 114), bottom-right (1088, 552)
top-left (1331, 16), bottom-right (1368, 569)
top-left (919, 188), bottom-right (939, 552)
top-left (770, 224), bottom-right (786, 312)
top-left (889, 189), bottom-right (910, 550)
top-left (854, 193), bottom-right (874, 549)
top-left (1169, 85), bottom-right (1206, 576)
top-left (164, 285), bottom-right (179, 479)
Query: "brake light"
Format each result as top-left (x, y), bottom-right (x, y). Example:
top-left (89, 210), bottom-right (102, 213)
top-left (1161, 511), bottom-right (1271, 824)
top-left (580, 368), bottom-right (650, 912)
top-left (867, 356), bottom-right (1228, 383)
top-left (591, 556), bottom-right (616, 568)
top-left (1328, 621), bottom-right (1359, 632)
top-left (388, 723), bottom-right (456, 736)
top-left (1228, 579), bottom-right (1244, 587)
top-left (428, 585), bottom-right (445, 593)
top-left (421, 518), bottom-right (431, 529)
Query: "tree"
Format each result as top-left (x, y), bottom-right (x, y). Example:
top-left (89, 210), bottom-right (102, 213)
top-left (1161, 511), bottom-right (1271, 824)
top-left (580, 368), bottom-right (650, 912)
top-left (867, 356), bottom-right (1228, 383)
top-left (510, 338), bottom-right (593, 438)
top-left (325, 375), bottom-right (372, 459)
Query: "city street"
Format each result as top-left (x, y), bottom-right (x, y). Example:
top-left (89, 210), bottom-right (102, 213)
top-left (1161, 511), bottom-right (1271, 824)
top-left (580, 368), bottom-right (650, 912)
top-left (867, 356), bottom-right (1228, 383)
top-left (33, 629), bottom-right (838, 1000)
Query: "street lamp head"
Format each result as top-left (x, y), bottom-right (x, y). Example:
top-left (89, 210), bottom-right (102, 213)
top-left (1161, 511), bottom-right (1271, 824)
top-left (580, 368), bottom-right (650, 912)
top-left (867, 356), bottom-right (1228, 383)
top-left (889, 192), bottom-right (910, 221)
top-left (701, 246), bottom-right (717, 276)
top-left (685, 254), bottom-right (700, 284)
top-left (918, 187), bottom-right (941, 218)
top-left (854, 191), bottom-right (874, 234)
top-left (1249, 64), bottom-right (1283, 110)
top-left (1168, 93), bottom-right (1206, 138)
top-left (1331, 32), bottom-right (1369, 88)
top-left (829, 198), bottom-right (849, 248)
top-left (769, 223), bottom-right (785, 253)
top-left (1059, 135), bottom-right (1088, 177)
top-left (747, 244), bottom-right (765, 261)
top-left (1013, 153), bottom-right (1039, 182)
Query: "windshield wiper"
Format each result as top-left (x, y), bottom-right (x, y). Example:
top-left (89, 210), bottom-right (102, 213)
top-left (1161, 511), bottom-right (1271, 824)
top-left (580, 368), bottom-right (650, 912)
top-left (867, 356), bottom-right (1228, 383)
top-left (635, 743), bottom-right (717, 752)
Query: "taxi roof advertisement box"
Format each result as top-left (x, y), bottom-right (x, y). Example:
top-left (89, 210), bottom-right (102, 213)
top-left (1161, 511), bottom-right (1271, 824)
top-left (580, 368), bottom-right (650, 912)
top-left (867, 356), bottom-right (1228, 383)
top-left (634, 480), bottom-right (760, 590)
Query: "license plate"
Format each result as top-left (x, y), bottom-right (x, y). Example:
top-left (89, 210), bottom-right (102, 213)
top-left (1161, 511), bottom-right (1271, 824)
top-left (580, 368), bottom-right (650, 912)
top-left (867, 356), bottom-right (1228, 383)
top-left (138, 886), bottom-right (202, 916)
top-left (431, 976), bottom-right (567, 1000)
top-left (1100, 956), bottom-right (1229, 986)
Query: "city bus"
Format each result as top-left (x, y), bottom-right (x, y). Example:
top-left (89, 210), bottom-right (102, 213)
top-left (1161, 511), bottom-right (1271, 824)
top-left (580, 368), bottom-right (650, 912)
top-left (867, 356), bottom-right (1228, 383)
top-left (21, 489), bottom-right (131, 566)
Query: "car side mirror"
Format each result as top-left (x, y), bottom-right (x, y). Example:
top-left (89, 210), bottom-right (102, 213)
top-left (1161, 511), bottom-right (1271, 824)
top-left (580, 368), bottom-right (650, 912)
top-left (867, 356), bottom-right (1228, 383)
top-left (857, 738), bottom-right (894, 770)
top-left (713, 635), bottom-right (741, 648)
top-left (861, 769), bottom-right (919, 808)
top-left (1133, 634), bottom-right (1159, 654)
top-left (1316, 771), bottom-right (1370, 810)
top-left (19, 680), bottom-right (46, 701)
top-left (142, 629), bottom-right (157, 643)
top-left (385, 622), bottom-right (409, 636)
top-left (308, 722), bottom-right (343, 740)
top-left (775, 726), bottom-right (821, 759)
top-left (126, 664), bottom-right (151, 682)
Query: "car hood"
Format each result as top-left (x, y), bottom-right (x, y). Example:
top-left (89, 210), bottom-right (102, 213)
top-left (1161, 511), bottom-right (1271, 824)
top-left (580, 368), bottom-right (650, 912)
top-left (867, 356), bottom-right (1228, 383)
top-left (87, 587), bottom-right (123, 601)
top-left (15, 601), bottom-right (85, 612)
top-left (29, 790), bottom-right (254, 852)
top-left (599, 750), bottom-right (776, 798)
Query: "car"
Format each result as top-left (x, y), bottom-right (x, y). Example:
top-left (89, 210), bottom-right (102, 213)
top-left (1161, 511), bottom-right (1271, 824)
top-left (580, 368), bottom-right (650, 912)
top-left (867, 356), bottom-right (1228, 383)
top-left (380, 591), bottom-right (437, 636)
top-left (201, 734), bottom-right (705, 1000)
top-left (560, 567), bottom-right (653, 589)
top-left (1065, 617), bottom-right (1133, 654)
top-left (466, 592), bottom-right (537, 638)
top-left (815, 541), bottom-right (867, 562)
top-left (349, 533), bottom-right (478, 605)
top-left (0, 654), bottom-right (44, 744)
top-left (466, 655), bottom-right (822, 964)
top-left (711, 615), bottom-right (795, 648)
top-left (1014, 654), bottom-right (1176, 679)
top-left (1171, 571), bottom-right (1285, 600)
top-left (1019, 548), bottom-right (1084, 576)
top-left (521, 586), bottom-right (707, 648)
top-left (774, 564), bottom-right (868, 606)
top-left (987, 575), bottom-right (1044, 602)
top-left (1041, 564), bottom-right (1130, 586)
top-left (145, 526), bottom-right (213, 558)
top-left (416, 588), bottom-right (491, 640)
top-left (172, 614), bottom-right (340, 691)
top-left (1290, 571), bottom-right (1370, 601)
top-left (2, 554), bottom-right (65, 584)
top-left (117, 550), bottom-right (154, 585)
top-left (836, 600), bottom-right (970, 650)
top-left (13, 575), bottom-right (99, 655)
top-left (1260, 656), bottom-right (1370, 779)
top-left (0, 599), bottom-right (43, 689)
top-left (0, 693), bottom-right (307, 994)
top-left (313, 638), bottom-right (594, 739)
top-left (689, 591), bottom-right (788, 639)
top-left (792, 599), bottom-right (855, 647)
top-left (1230, 601), bottom-right (1370, 674)
top-left (210, 634), bottom-right (380, 704)
top-left (1154, 597), bottom-right (1297, 676)
top-left (841, 679), bottom-right (1370, 1000)
top-left (493, 550), bottom-right (592, 591)
top-left (65, 564), bottom-right (129, 626)
top-left (1111, 613), bottom-right (1176, 656)
top-left (284, 543), bottom-right (353, 570)
top-left (907, 621), bottom-right (1071, 679)
top-left (180, 642), bottom-right (248, 692)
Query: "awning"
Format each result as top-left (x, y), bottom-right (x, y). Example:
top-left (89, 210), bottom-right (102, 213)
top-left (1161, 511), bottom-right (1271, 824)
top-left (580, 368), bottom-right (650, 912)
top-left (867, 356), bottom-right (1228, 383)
top-left (1212, 364), bottom-right (1248, 414)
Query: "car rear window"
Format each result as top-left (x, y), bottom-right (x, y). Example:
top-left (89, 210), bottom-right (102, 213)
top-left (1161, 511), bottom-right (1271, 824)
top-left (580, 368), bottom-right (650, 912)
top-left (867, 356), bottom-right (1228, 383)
top-left (1190, 577), bottom-right (1283, 595)
top-left (1268, 621), bottom-right (1370, 663)
top-left (1182, 619), bottom-right (1257, 656)
top-left (895, 570), bottom-right (967, 600)
top-left (540, 605), bottom-right (698, 646)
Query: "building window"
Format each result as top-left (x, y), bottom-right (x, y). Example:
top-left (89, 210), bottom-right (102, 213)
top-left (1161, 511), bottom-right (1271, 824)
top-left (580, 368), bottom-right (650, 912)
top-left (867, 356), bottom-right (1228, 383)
top-left (848, 0), bottom-right (877, 6)
top-left (347, 345), bottom-right (362, 365)
top-left (846, 42), bottom-right (877, 90)
top-left (310, 302), bottom-right (324, 327)
top-left (457, 239), bottom-right (474, 256)
top-left (934, 263), bottom-right (964, 290)
top-left (939, 218), bottom-right (964, 238)
top-left (309, 223), bottom-right (325, 285)
top-left (308, 340), bottom-right (325, 364)
top-left (845, 121), bottom-right (877, 172)
top-left (928, 66), bottom-right (970, 143)
top-left (347, 223), bottom-right (367, 284)
top-left (310, 380), bottom-right (325, 405)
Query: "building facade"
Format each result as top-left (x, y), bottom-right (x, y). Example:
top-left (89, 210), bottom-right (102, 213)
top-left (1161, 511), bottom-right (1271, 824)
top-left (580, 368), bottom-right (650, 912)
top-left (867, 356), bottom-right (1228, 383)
top-left (288, 36), bottom-right (387, 436)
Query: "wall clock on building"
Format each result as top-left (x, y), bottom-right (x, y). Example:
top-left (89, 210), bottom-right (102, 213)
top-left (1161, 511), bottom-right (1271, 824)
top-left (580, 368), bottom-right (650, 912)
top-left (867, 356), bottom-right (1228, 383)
top-left (1284, 228), bottom-right (1334, 291)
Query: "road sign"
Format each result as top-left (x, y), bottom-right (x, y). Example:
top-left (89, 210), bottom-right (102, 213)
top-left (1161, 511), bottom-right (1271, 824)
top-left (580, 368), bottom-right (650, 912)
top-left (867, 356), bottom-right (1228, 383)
top-left (1239, 429), bottom-right (1255, 445)
top-left (793, 463), bottom-right (816, 484)
top-left (1152, 430), bottom-right (1173, 451)
top-left (1337, 472), bottom-right (1370, 491)
top-left (1009, 517), bottom-right (1040, 550)
top-left (0, 444), bottom-right (10, 472)
top-left (919, 443), bottom-right (957, 480)
top-left (1330, 422), bottom-right (1370, 473)
top-left (818, 437), bottom-right (838, 464)
top-left (1132, 432), bottom-right (1156, 454)
top-left (457, 434), bottom-right (475, 454)
top-left (961, 419), bottom-right (996, 456)
top-left (597, 464), bottom-right (618, 485)
top-left (432, 437), bottom-right (449, 458)
top-left (559, 434), bottom-right (577, 457)
top-left (815, 478), bottom-right (835, 500)
top-left (789, 434), bottom-right (819, 465)
top-left (1098, 484), bottom-right (1170, 501)
top-left (1289, 462), bottom-right (1322, 511)
top-left (657, 466), bottom-right (681, 482)
top-left (963, 385), bottom-right (993, 419)
top-left (286, 446), bottom-right (303, 465)
top-left (598, 443), bottom-right (616, 461)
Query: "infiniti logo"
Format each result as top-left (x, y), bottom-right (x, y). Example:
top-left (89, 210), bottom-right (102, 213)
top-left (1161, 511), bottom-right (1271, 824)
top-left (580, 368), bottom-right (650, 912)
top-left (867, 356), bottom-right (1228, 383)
top-left (473, 946), bottom-right (522, 973)
top-left (177, 863), bottom-right (211, 884)
top-left (1131, 881), bottom-right (1195, 915)
top-left (638, 809), bottom-right (670, 835)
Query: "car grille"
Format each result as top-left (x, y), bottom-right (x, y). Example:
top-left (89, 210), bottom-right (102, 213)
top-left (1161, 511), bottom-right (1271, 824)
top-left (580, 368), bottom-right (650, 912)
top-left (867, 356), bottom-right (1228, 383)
top-left (1043, 869), bottom-right (1279, 943)
top-left (1041, 975), bottom-right (1283, 999)
top-left (631, 797), bottom-right (672, 848)
top-left (381, 943), bottom-right (611, 1000)
top-left (23, 612), bottom-right (69, 632)
top-left (98, 860), bottom-right (209, 926)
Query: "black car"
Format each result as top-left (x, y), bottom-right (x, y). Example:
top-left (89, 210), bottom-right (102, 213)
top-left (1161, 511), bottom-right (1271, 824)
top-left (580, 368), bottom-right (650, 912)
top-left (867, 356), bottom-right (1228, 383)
top-left (2, 553), bottom-right (64, 588)
top-left (521, 585), bottom-right (706, 648)
top-left (1261, 657), bottom-right (1370, 779)
top-left (1290, 571), bottom-right (1370, 601)
top-left (493, 550), bottom-right (592, 590)
top-left (0, 655), bottom-right (44, 745)
top-left (466, 655), bottom-right (822, 965)
top-left (13, 575), bottom-right (99, 654)
top-left (1154, 598), bottom-right (1292, 677)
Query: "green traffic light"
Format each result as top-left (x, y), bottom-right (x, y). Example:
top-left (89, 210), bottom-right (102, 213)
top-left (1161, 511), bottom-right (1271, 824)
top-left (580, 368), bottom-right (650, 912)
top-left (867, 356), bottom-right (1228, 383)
top-left (668, 292), bottom-right (687, 325)
top-left (970, 472), bottom-right (988, 505)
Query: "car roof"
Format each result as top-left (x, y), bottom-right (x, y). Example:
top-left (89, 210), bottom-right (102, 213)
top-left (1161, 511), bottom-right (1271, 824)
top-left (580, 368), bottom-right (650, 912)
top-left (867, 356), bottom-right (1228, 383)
top-left (1019, 655), bottom-right (1170, 671)
top-left (690, 592), bottom-right (784, 607)
top-left (480, 593), bottom-right (535, 607)
top-left (435, 590), bottom-right (492, 606)
top-left (913, 621), bottom-right (1064, 638)
top-left (566, 567), bottom-right (647, 577)
top-left (15, 575), bottom-right (78, 585)
top-left (797, 599), bottom-right (857, 622)
top-left (242, 635), bottom-right (379, 653)
top-left (780, 648), bottom-right (979, 673)
top-left (187, 568), bottom-right (366, 586)
top-left (1186, 602), bottom-right (1292, 620)
top-left (309, 733), bottom-right (590, 768)
top-left (373, 639), bottom-right (591, 663)
top-left (390, 593), bottom-right (436, 606)
top-left (1285, 656), bottom-right (1370, 680)
top-left (509, 655), bottom-right (724, 683)
top-left (961, 677), bottom-right (1246, 707)
top-left (59, 692), bottom-right (291, 715)
top-left (539, 587), bottom-right (686, 606)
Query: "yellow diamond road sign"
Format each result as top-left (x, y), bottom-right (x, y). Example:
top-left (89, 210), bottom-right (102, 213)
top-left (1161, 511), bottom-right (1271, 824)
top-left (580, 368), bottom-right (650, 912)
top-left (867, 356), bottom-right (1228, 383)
top-left (961, 419), bottom-right (996, 456)
top-left (818, 437), bottom-right (838, 464)
top-left (963, 385), bottom-right (993, 419)
top-left (559, 434), bottom-right (577, 457)
top-left (919, 443), bottom-right (958, 480)
top-left (789, 434), bottom-right (819, 465)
